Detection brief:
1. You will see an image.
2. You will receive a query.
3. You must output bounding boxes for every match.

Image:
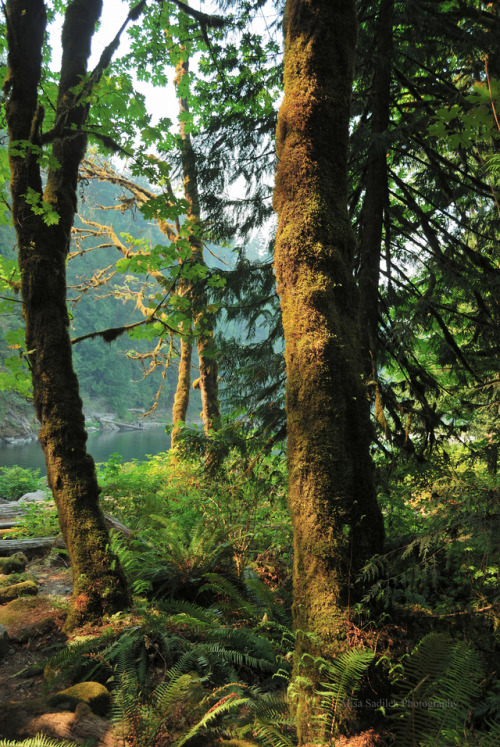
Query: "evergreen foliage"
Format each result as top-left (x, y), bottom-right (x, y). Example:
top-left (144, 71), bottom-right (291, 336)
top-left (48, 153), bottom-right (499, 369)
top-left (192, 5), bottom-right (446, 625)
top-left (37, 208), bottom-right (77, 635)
top-left (312, 649), bottom-right (376, 741)
top-left (390, 633), bottom-right (486, 746)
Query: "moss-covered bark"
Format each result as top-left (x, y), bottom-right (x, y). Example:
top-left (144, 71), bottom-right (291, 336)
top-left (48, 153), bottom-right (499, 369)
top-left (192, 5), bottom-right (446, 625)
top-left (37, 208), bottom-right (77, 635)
top-left (171, 332), bottom-right (193, 448)
top-left (4, 0), bottom-right (129, 629)
top-left (176, 57), bottom-right (221, 438)
top-left (273, 1), bottom-right (385, 741)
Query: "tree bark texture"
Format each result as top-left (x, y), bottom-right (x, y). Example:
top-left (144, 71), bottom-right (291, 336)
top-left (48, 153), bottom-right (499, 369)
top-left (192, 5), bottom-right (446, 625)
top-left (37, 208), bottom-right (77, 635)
top-left (176, 58), bottom-right (221, 438)
top-left (357, 0), bottom-right (393, 437)
top-left (273, 0), bottom-right (385, 742)
top-left (358, 0), bottom-right (393, 376)
top-left (4, 0), bottom-right (129, 628)
top-left (171, 332), bottom-right (194, 447)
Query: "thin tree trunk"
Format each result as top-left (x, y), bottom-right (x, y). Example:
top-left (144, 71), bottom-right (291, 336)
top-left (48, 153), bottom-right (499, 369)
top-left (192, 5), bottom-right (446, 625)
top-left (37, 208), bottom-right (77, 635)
top-left (358, 0), bottom-right (393, 378)
top-left (171, 332), bottom-right (193, 447)
top-left (176, 57), bottom-right (221, 437)
top-left (4, 0), bottom-right (129, 629)
top-left (358, 0), bottom-right (393, 441)
top-left (273, 1), bottom-right (385, 742)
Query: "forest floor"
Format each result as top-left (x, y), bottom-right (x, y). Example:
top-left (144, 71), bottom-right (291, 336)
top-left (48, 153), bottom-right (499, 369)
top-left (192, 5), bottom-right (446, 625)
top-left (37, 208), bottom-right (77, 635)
top-left (0, 555), bottom-right (75, 741)
top-left (0, 555), bottom-right (391, 747)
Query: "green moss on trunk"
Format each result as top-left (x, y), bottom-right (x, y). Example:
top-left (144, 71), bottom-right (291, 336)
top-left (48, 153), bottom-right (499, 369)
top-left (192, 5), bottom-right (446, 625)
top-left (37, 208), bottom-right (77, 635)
top-left (274, 0), bottom-right (385, 742)
top-left (171, 333), bottom-right (193, 448)
top-left (4, 0), bottom-right (130, 630)
top-left (176, 56), bottom-right (221, 439)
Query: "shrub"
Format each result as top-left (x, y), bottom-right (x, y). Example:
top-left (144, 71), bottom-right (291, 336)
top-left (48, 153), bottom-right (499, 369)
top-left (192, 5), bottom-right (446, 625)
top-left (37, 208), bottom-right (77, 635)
top-left (0, 465), bottom-right (41, 500)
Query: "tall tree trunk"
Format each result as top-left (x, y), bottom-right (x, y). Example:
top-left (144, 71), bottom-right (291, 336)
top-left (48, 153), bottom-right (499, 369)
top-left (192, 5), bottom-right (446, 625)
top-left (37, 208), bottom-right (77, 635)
top-left (175, 57), bottom-right (221, 437)
top-left (358, 0), bottom-right (393, 434)
top-left (273, 1), bottom-right (385, 742)
top-left (358, 0), bottom-right (393, 371)
top-left (4, 0), bottom-right (129, 629)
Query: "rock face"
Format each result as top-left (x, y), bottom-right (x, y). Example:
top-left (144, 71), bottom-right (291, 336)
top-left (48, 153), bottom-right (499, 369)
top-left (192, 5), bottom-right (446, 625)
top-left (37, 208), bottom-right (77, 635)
top-left (0, 407), bottom-right (39, 444)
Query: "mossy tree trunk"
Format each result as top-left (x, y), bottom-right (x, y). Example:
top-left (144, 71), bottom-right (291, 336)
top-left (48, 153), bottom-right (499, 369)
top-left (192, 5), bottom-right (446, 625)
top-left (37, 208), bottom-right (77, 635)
top-left (175, 57), bottom-right (221, 438)
top-left (171, 332), bottom-right (194, 447)
top-left (4, 0), bottom-right (130, 629)
top-left (273, 0), bottom-right (385, 741)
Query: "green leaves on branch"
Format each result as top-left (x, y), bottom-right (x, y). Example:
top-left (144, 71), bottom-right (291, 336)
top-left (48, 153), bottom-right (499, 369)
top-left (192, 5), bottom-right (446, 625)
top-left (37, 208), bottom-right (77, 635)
top-left (24, 188), bottom-right (59, 226)
top-left (8, 141), bottom-right (61, 174)
top-left (428, 78), bottom-right (500, 152)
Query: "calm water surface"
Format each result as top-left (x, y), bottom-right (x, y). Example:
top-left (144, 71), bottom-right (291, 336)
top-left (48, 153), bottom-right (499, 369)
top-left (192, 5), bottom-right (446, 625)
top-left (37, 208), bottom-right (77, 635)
top-left (0, 426), bottom-right (170, 474)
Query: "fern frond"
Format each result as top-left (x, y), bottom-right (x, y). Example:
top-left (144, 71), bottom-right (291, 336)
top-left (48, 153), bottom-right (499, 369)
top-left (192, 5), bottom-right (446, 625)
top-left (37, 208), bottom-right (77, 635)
top-left (202, 572), bottom-right (262, 619)
top-left (479, 719), bottom-right (500, 746)
top-left (391, 632), bottom-right (484, 747)
top-left (313, 648), bottom-right (375, 737)
top-left (173, 693), bottom-right (253, 747)
top-left (433, 639), bottom-right (484, 742)
top-left (242, 569), bottom-right (292, 627)
top-left (219, 687), bottom-right (294, 747)
top-left (0, 737), bottom-right (80, 747)
top-left (159, 598), bottom-right (223, 625)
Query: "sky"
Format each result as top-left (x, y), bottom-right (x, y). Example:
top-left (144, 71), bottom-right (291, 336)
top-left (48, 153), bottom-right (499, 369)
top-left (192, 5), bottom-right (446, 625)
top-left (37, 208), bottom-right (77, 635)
top-left (49, 0), bottom-right (178, 125)
top-left (48, 0), bottom-right (276, 235)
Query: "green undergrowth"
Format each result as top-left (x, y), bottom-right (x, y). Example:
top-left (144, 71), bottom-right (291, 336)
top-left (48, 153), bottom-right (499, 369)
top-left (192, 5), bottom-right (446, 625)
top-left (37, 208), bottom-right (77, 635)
top-left (0, 465), bottom-right (42, 500)
top-left (363, 451), bottom-right (500, 625)
top-left (3, 444), bottom-right (499, 745)
top-left (97, 449), bottom-right (292, 596)
top-left (42, 575), bottom-right (295, 746)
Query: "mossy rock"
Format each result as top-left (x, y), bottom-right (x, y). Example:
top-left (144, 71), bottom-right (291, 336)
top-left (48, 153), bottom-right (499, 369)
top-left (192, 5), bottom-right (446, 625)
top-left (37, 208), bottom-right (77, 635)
top-left (0, 552), bottom-right (28, 574)
top-left (0, 579), bottom-right (38, 604)
top-left (14, 615), bottom-right (56, 643)
top-left (0, 571), bottom-right (37, 588)
top-left (0, 596), bottom-right (66, 639)
top-left (48, 681), bottom-right (111, 716)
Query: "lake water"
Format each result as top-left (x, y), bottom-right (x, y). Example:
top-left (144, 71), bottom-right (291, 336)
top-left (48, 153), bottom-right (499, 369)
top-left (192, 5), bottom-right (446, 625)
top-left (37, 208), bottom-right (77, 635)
top-left (0, 426), bottom-right (170, 475)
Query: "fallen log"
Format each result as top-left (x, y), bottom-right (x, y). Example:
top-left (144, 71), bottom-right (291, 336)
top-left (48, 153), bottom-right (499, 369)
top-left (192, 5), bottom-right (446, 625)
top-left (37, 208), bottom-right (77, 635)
top-left (96, 416), bottom-right (144, 431)
top-left (0, 536), bottom-right (61, 556)
top-left (0, 504), bottom-right (33, 518)
top-left (0, 520), bottom-right (22, 529)
top-left (0, 501), bottom-right (130, 530)
top-left (0, 510), bottom-right (130, 556)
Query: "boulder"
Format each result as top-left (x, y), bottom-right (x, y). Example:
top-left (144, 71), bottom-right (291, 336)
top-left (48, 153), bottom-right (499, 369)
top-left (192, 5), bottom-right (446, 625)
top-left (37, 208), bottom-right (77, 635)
top-left (19, 490), bottom-right (49, 502)
top-left (0, 596), bottom-right (66, 639)
top-left (25, 702), bottom-right (117, 746)
top-left (48, 682), bottom-right (112, 717)
top-left (13, 616), bottom-right (56, 643)
top-left (0, 579), bottom-right (38, 604)
top-left (0, 552), bottom-right (28, 574)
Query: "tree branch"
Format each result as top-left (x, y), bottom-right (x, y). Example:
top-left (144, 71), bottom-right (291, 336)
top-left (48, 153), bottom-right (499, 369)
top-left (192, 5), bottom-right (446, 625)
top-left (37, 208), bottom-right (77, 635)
top-left (168, 0), bottom-right (227, 29)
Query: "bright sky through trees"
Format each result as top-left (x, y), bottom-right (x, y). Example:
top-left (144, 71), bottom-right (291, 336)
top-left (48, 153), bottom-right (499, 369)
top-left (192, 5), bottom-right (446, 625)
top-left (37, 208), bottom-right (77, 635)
top-left (50, 0), bottom-right (178, 126)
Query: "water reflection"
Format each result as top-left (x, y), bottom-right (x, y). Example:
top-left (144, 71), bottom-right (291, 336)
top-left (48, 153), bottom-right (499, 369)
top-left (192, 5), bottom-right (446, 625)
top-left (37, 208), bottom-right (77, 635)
top-left (0, 425), bottom-right (170, 474)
